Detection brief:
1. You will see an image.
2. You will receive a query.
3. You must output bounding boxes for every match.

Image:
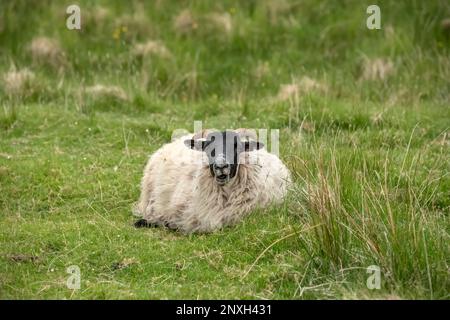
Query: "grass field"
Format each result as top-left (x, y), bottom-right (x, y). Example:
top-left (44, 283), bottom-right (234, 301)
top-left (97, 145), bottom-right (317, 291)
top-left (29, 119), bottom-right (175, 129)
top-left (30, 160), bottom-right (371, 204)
top-left (0, 0), bottom-right (449, 299)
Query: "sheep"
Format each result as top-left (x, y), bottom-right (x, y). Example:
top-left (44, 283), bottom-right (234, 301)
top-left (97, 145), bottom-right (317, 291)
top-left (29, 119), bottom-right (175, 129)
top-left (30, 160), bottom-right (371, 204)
top-left (133, 129), bottom-right (292, 233)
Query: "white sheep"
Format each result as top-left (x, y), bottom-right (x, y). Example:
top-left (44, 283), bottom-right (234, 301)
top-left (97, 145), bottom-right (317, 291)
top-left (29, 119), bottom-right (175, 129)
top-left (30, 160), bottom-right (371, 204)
top-left (133, 129), bottom-right (291, 233)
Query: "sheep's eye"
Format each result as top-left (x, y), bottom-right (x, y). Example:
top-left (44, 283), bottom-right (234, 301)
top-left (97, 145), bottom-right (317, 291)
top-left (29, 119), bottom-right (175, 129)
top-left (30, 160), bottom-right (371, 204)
top-left (211, 149), bottom-right (215, 157)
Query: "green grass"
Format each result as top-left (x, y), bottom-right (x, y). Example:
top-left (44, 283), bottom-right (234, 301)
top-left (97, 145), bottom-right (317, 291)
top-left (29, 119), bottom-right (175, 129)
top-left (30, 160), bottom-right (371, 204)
top-left (0, 0), bottom-right (449, 299)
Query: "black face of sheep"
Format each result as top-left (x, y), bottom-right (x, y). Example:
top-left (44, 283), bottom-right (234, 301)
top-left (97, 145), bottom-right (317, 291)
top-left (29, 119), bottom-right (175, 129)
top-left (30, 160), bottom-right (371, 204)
top-left (184, 131), bottom-right (264, 186)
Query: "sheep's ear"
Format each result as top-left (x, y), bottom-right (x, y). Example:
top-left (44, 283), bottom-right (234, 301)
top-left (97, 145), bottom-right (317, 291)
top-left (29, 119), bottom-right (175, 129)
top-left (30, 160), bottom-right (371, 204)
top-left (243, 141), bottom-right (264, 152)
top-left (184, 139), bottom-right (208, 151)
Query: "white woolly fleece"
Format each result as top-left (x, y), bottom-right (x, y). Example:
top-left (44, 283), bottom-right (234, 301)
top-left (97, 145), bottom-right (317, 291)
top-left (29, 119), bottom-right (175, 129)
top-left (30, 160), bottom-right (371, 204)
top-left (134, 133), bottom-right (291, 233)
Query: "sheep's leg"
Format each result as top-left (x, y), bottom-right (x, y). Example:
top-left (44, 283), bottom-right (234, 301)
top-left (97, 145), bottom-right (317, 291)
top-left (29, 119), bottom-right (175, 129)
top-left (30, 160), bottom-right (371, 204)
top-left (135, 185), bottom-right (152, 216)
top-left (134, 218), bottom-right (177, 230)
top-left (134, 218), bottom-right (170, 228)
top-left (134, 219), bottom-right (158, 228)
top-left (135, 163), bottom-right (155, 216)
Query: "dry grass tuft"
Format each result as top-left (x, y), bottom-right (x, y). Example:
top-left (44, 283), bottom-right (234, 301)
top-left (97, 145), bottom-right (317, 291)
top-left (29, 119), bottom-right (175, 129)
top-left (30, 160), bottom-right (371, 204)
top-left (277, 77), bottom-right (327, 101)
top-left (2, 67), bottom-right (36, 97)
top-left (132, 40), bottom-right (172, 59)
top-left (300, 120), bottom-right (315, 133)
top-left (360, 58), bottom-right (395, 81)
top-left (174, 10), bottom-right (232, 37)
top-left (370, 111), bottom-right (385, 125)
top-left (205, 12), bottom-right (233, 35)
top-left (115, 11), bottom-right (151, 39)
top-left (386, 88), bottom-right (410, 107)
top-left (28, 37), bottom-right (66, 69)
top-left (432, 131), bottom-right (450, 147)
top-left (84, 6), bottom-right (110, 26)
top-left (253, 61), bottom-right (270, 80)
top-left (277, 83), bottom-right (301, 101)
top-left (84, 84), bottom-right (128, 101)
top-left (173, 9), bottom-right (198, 34)
top-left (263, 0), bottom-right (294, 25)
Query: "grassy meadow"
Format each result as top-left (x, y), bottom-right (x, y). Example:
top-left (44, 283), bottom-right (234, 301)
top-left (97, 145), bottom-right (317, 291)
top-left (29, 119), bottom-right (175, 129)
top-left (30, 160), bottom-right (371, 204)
top-left (0, 0), bottom-right (449, 299)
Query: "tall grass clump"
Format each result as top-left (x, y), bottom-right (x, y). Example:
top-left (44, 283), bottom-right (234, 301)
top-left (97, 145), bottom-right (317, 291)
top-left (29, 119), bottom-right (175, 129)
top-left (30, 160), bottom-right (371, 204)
top-left (287, 131), bottom-right (449, 298)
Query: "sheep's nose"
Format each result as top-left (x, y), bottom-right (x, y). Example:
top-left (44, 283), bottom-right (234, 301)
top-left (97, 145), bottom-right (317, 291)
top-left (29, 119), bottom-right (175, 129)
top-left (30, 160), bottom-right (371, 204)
top-left (214, 162), bottom-right (229, 170)
top-left (213, 155), bottom-right (230, 170)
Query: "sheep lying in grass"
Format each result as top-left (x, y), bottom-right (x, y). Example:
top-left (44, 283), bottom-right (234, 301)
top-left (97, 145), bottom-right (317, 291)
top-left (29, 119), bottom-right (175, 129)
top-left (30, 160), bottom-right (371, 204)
top-left (134, 129), bottom-right (291, 233)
